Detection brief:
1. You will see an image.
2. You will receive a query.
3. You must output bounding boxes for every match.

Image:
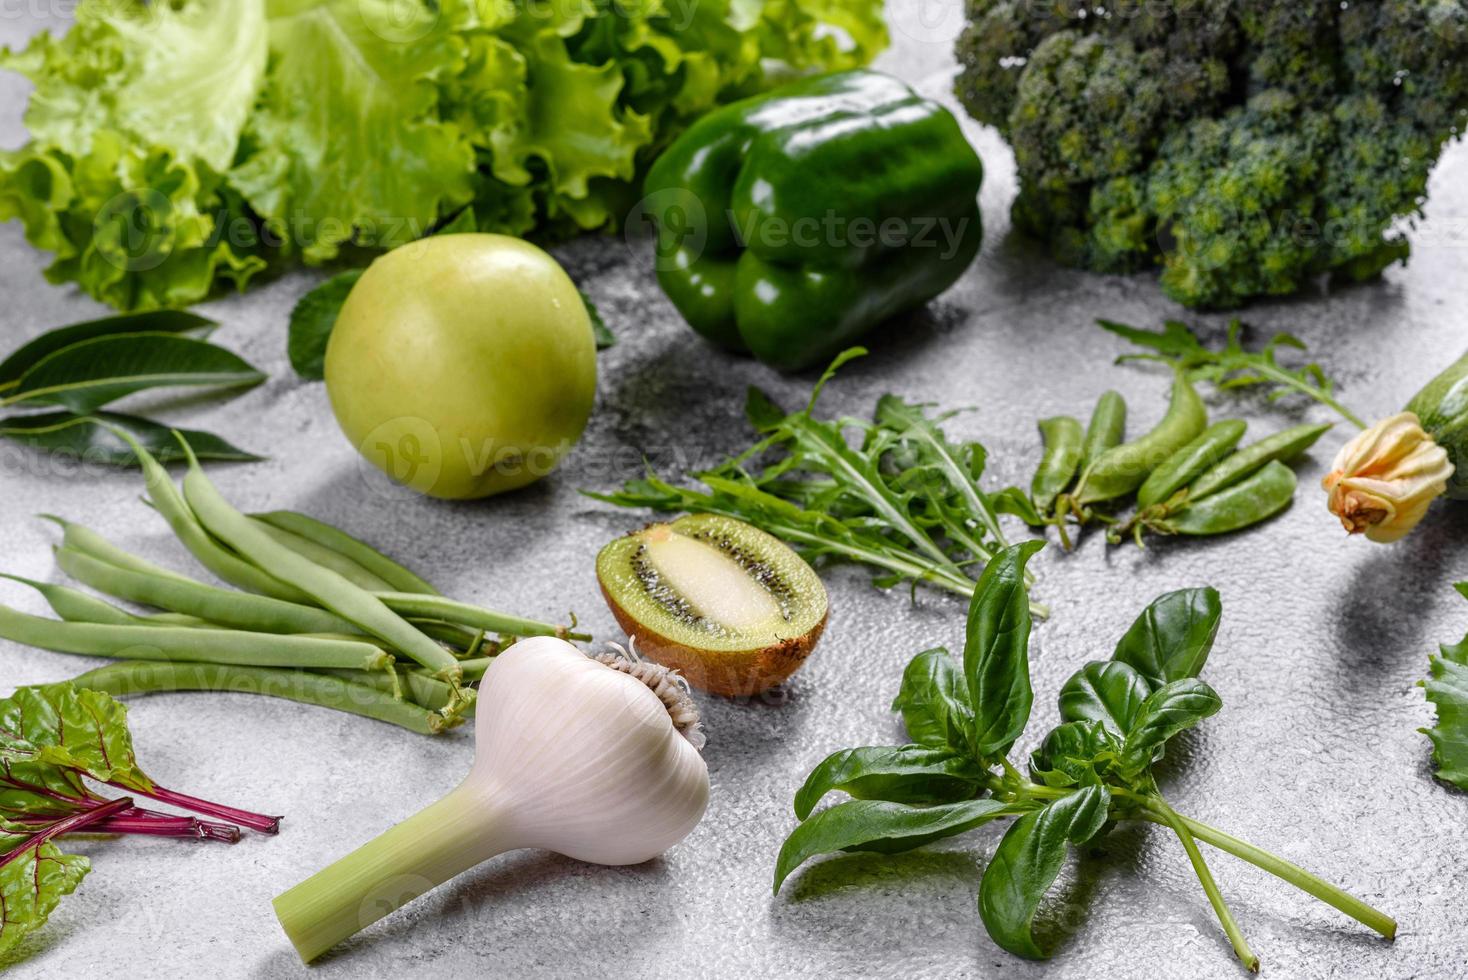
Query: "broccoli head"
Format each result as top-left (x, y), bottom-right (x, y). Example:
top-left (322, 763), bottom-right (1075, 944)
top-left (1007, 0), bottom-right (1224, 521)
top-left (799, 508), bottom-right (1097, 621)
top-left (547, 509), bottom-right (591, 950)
top-left (956, 0), bottom-right (1468, 308)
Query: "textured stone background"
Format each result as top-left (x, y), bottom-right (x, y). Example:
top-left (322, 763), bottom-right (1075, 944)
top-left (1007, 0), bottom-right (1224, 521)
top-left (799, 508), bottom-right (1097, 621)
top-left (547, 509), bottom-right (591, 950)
top-left (2, 4), bottom-right (1466, 978)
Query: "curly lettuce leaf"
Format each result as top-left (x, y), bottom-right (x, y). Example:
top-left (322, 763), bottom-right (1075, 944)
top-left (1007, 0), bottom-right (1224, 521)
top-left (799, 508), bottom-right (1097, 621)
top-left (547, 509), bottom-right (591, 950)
top-left (1424, 587), bottom-right (1468, 790)
top-left (231, 0), bottom-right (477, 262)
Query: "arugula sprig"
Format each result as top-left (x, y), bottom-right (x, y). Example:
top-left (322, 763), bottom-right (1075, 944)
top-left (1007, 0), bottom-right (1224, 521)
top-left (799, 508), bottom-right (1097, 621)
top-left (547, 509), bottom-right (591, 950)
top-left (775, 548), bottom-right (1395, 969)
top-left (1099, 318), bottom-right (1367, 429)
top-left (0, 684), bottom-right (278, 954)
top-left (1423, 581), bottom-right (1468, 790)
top-left (588, 349), bottom-right (1043, 614)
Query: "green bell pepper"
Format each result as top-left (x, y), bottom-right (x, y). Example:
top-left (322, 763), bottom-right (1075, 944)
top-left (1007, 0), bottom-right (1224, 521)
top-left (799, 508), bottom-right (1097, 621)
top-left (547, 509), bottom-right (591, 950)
top-left (643, 70), bottom-right (984, 371)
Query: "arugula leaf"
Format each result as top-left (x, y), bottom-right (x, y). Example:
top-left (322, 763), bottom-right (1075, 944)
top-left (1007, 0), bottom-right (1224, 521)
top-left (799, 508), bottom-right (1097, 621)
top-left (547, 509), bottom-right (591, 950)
top-left (1117, 679), bottom-right (1223, 779)
top-left (0, 842), bottom-right (90, 956)
top-left (581, 291), bottom-right (617, 351)
top-left (965, 542), bottom-right (1044, 761)
top-left (3, 333), bottom-right (264, 415)
top-left (1113, 587), bottom-right (1222, 691)
top-left (774, 799), bottom-right (1015, 894)
top-left (793, 745), bottom-right (986, 820)
top-left (1098, 319), bottom-right (1366, 429)
top-left (1058, 661), bottom-right (1151, 737)
top-left (891, 647), bottom-right (975, 752)
top-left (1423, 587), bottom-right (1468, 790)
top-left (978, 785), bottom-right (1111, 959)
top-left (0, 412), bottom-right (261, 466)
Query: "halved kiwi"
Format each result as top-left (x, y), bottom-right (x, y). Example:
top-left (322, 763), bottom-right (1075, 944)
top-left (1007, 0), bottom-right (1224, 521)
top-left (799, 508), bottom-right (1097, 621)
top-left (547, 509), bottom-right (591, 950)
top-left (596, 514), bottom-right (828, 696)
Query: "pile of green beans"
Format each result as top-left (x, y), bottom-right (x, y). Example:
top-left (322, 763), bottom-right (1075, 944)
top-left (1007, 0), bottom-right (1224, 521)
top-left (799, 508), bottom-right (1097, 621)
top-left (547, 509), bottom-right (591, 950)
top-left (1028, 371), bottom-right (1332, 547)
top-left (0, 432), bottom-right (589, 734)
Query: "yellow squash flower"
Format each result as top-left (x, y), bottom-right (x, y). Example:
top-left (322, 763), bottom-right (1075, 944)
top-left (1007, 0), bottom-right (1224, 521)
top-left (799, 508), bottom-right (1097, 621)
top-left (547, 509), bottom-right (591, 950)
top-left (1322, 412), bottom-right (1454, 543)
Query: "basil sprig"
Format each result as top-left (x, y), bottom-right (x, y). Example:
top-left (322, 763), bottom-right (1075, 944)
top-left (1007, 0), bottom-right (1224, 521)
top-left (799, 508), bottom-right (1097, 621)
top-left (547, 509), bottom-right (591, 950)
top-left (777, 549), bottom-right (1397, 969)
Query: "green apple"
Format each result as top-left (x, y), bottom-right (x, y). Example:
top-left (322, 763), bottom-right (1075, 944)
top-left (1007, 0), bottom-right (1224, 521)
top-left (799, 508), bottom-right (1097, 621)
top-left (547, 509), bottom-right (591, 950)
top-left (325, 234), bottom-right (597, 499)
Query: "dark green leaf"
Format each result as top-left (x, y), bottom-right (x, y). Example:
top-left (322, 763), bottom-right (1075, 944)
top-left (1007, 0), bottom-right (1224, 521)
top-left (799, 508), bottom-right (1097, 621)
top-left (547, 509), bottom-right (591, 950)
top-left (435, 207), bottom-right (478, 236)
top-left (965, 541), bottom-right (1044, 761)
top-left (0, 412), bottom-right (261, 465)
top-left (793, 744), bottom-right (986, 820)
top-left (5, 333), bottom-right (265, 414)
top-left (774, 798), bottom-right (1014, 894)
top-left (1058, 661), bottom-right (1151, 737)
top-left (745, 386), bottom-right (787, 432)
top-left (581, 291), bottom-right (616, 350)
top-left (0, 311), bottom-right (214, 389)
top-left (0, 842), bottom-right (90, 956)
top-left (891, 647), bottom-right (975, 752)
top-left (1117, 679), bottom-right (1222, 778)
top-left (978, 785), bottom-right (1111, 959)
top-left (1112, 587), bottom-right (1222, 691)
top-left (288, 269), bottom-right (363, 381)
top-left (1029, 721), bottom-right (1121, 788)
top-left (992, 486), bottom-right (1047, 527)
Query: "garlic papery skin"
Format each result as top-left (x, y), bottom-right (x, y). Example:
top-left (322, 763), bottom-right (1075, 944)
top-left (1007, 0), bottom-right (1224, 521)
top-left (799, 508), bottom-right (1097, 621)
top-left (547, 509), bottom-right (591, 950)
top-left (1322, 412), bottom-right (1455, 543)
top-left (272, 637), bottom-right (710, 963)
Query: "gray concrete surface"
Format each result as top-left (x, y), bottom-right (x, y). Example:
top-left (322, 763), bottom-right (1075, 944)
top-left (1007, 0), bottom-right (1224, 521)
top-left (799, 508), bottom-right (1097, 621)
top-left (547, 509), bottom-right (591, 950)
top-left (2, 4), bottom-right (1466, 978)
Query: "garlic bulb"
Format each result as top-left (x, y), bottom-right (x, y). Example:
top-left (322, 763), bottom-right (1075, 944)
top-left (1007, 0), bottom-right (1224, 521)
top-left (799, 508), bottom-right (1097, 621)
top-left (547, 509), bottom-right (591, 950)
top-left (273, 637), bottom-right (710, 963)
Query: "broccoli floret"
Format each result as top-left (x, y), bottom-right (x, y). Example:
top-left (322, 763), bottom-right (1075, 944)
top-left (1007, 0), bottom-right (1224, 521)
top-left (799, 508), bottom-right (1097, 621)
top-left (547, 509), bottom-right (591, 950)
top-left (956, 0), bottom-right (1468, 308)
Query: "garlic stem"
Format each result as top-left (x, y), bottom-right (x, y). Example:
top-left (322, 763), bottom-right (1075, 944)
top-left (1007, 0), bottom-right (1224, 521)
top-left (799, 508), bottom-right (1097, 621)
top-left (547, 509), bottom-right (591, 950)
top-left (273, 782), bottom-right (509, 963)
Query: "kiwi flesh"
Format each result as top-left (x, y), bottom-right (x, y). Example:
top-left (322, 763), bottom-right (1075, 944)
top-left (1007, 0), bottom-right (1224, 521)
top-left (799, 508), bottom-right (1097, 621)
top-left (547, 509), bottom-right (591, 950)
top-left (596, 514), bottom-right (828, 696)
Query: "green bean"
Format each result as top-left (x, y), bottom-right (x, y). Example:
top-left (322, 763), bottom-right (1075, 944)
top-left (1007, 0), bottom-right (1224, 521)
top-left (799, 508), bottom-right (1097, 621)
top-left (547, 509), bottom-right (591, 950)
top-left (1077, 371), bottom-right (1207, 505)
top-left (375, 592), bottom-right (584, 641)
top-left (1080, 390), bottom-right (1127, 468)
top-left (1162, 461), bottom-right (1297, 536)
top-left (0, 603), bottom-right (392, 671)
top-left (406, 618), bottom-right (481, 649)
top-left (250, 519), bottom-right (395, 592)
top-left (1187, 423), bottom-right (1333, 501)
top-left (1031, 416), bottom-right (1083, 514)
top-left (56, 545), bottom-right (359, 636)
top-left (69, 661), bottom-right (447, 735)
top-left (1136, 420), bottom-right (1248, 512)
top-left (177, 443), bottom-right (461, 679)
top-left (0, 573), bottom-right (147, 626)
top-left (318, 667), bottom-right (456, 712)
top-left (107, 427), bottom-right (311, 603)
top-left (39, 515), bottom-right (189, 583)
top-left (254, 511), bottom-right (439, 596)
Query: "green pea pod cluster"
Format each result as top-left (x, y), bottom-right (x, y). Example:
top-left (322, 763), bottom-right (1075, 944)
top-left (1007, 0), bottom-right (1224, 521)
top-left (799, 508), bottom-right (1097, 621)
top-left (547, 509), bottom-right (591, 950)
top-left (1026, 371), bottom-right (1332, 546)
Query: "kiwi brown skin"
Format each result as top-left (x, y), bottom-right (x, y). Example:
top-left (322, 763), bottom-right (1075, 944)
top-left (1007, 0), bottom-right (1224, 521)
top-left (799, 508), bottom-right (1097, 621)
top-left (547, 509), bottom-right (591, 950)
top-left (599, 580), bottom-right (828, 697)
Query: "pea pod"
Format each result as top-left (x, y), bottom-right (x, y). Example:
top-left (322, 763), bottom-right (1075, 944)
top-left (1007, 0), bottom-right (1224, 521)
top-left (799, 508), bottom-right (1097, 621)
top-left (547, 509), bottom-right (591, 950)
top-left (1080, 390), bottom-right (1127, 469)
top-left (1076, 372), bottom-right (1206, 505)
top-left (1160, 461), bottom-right (1297, 536)
top-left (1030, 416), bottom-right (1083, 513)
top-left (1187, 423), bottom-right (1332, 501)
top-left (1136, 420), bottom-right (1247, 512)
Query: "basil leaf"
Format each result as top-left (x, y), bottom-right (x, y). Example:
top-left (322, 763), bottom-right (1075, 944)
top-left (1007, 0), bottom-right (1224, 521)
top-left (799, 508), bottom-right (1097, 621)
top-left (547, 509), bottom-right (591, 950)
top-left (891, 647), bottom-right (974, 751)
top-left (1113, 587), bottom-right (1222, 691)
top-left (6, 333), bottom-right (265, 414)
top-left (1028, 721), bottom-right (1121, 788)
top-left (0, 842), bottom-right (90, 956)
top-left (0, 412), bottom-right (261, 466)
top-left (793, 745), bottom-right (986, 820)
top-left (1058, 661), bottom-right (1151, 737)
top-left (965, 541), bottom-right (1044, 762)
top-left (288, 269), bottom-right (363, 381)
top-left (978, 785), bottom-right (1111, 959)
top-left (0, 310), bottom-right (214, 389)
top-left (774, 798), bottom-right (1014, 894)
top-left (1117, 679), bottom-right (1222, 779)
